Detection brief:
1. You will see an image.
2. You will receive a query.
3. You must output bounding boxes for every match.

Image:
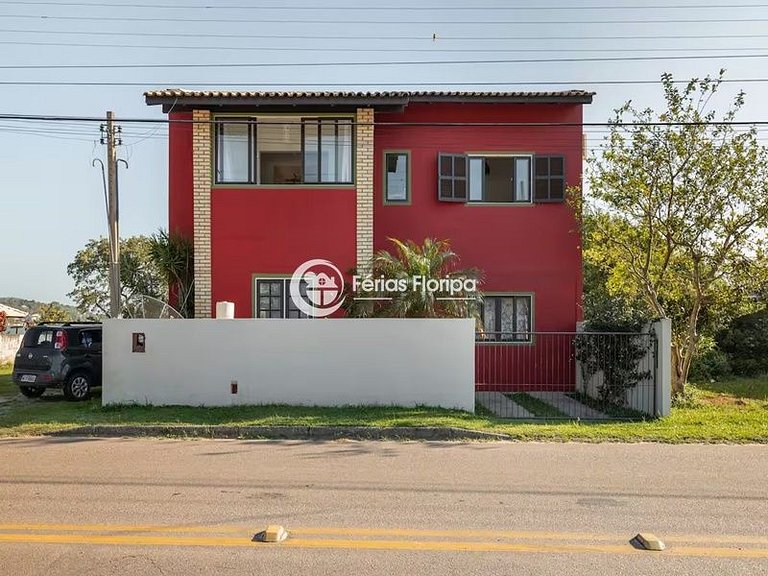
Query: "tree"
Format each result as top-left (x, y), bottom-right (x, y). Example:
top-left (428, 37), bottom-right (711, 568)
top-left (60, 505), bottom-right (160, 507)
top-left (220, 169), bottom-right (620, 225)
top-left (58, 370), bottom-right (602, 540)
top-left (67, 236), bottom-right (166, 318)
top-left (148, 229), bottom-right (194, 318)
top-left (37, 303), bottom-right (72, 323)
top-left (585, 71), bottom-right (768, 395)
top-left (344, 237), bottom-right (481, 319)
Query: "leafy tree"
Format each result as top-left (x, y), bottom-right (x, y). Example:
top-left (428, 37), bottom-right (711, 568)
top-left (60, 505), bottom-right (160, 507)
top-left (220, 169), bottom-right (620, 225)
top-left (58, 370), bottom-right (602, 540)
top-left (344, 238), bottom-right (482, 319)
top-left (0, 311), bottom-right (6, 333)
top-left (67, 236), bottom-right (166, 318)
top-left (148, 229), bottom-right (194, 318)
top-left (37, 302), bottom-right (72, 323)
top-left (585, 71), bottom-right (768, 395)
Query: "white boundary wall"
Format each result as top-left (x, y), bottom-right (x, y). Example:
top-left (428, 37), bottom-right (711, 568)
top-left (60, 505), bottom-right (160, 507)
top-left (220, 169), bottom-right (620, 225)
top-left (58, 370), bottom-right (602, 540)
top-left (103, 318), bottom-right (475, 411)
top-left (0, 333), bottom-right (23, 365)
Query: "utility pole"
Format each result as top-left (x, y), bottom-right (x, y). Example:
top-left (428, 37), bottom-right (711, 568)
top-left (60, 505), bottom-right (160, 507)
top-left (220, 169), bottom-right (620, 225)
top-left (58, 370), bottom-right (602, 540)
top-left (101, 111), bottom-right (122, 318)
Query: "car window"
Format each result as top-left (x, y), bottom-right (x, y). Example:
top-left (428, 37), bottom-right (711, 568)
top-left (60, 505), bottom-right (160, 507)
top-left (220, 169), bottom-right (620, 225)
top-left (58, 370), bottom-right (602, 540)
top-left (78, 330), bottom-right (102, 348)
top-left (23, 329), bottom-right (54, 348)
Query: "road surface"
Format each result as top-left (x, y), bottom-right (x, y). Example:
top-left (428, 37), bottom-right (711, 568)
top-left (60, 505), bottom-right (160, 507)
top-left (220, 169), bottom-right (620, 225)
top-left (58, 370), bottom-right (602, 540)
top-left (0, 437), bottom-right (766, 575)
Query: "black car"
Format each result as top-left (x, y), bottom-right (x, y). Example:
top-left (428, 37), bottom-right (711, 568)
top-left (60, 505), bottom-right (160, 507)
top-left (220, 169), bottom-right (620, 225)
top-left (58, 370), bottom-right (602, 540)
top-left (12, 323), bottom-right (102, 401)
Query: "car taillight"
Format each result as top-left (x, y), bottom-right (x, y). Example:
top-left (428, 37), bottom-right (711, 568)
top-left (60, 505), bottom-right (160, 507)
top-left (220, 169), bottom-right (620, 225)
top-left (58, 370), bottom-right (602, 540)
top-left (54, 330), bottom-right (68, 351)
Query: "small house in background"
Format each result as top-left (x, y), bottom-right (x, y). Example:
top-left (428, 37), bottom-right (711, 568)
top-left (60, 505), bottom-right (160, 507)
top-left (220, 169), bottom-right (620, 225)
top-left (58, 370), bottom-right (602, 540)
top-left (0, 303), bottom-right (28, 330)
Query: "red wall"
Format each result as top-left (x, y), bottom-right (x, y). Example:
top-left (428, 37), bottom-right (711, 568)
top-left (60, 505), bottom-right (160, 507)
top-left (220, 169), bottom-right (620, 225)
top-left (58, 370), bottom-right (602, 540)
top-left (374, 103), bottom-right (584, 333)
top-left (168, 112), bottom-right (194, 238)
top-left (211, 188), bottom-right (356, 317)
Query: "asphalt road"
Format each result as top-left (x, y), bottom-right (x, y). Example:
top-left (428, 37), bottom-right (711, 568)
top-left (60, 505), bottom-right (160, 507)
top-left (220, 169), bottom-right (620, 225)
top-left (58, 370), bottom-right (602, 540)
top-left (0, 438), bottom-right (766, 575)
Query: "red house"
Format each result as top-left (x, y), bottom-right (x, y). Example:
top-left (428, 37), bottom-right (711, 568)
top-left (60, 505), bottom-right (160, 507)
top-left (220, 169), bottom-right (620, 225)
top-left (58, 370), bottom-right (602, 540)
top-left (145, 89), bottom-right (594, 390)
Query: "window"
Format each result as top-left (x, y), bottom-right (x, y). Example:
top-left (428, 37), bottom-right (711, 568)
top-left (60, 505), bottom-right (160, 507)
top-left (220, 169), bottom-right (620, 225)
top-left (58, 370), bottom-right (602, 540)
top-left (438, 154), bottom-right (467, 201)
top-left (478, 295), bottom-right (532, 342)
top-left (215, 117), bottom-right (354, 185)
top-left (534, 156), bottom-right (565, 201)
top-left (23, 329), bottom-right (54, 348)
top-left (440, 153), bottom-right (532, 203)
top-left (384, 151), bottom-right (410, 203)
top-left (254, 278), bottom-right (311, 319)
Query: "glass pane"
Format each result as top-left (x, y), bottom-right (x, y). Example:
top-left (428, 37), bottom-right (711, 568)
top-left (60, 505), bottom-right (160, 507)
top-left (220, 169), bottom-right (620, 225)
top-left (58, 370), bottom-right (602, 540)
top-left (439, 155), bottom-right (453, 177)
top-left (483, 298), bottom-right (496, 337)
top-left (217, 122), bottom-right (249, 183)
top-left (550, 156), bottom-right (564, 176)
top-left (439, 178), bottom-right (453, 199)
top-left (550, 177), bottom-right (565, 200)
top-left (515, 157), bottom-right (531, 202)
top-left (257, 118), bottom-right (302, 184)
top-left (259, 282), bottom-right (270, 295)
top-left (337, 121), bottom-right (353, 183)
top-left (515, 297), bottom-right (531, 341)
top-left (469, 157), bottom-right (483, 201)
top-left (386, 153), bottom-right (408, 201)
top-left (535, 179), bottom-right (549, 200)
top-left (500, 298), bottom-right (516, 339)
top-left (454, 178), bottom-right (466, 200)
top-left (304, 121), bottom-right (319, 183)
top-left (320, 122), bottom-right (337, 182)
top-left (535, 156), bottom-right (549, 177)
top-left (454, 155), bottom-right (466, 178)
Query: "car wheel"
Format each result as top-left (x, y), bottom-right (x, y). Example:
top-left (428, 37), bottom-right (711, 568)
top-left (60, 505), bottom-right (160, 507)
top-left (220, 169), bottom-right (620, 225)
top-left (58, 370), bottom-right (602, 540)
top-left (63, 372), bottom-right (92, 401)
top-left (19, 386), bottom-right (45, 399)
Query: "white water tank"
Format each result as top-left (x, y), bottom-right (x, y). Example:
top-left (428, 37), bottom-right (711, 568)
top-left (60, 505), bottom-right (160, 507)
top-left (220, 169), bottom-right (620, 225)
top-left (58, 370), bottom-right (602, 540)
top-left (215, 301), bottom-right (235, 319)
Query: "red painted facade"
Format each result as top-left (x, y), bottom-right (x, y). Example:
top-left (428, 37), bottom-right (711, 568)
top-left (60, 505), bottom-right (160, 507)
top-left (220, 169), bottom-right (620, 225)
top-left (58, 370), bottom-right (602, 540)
top-left (165, 97), bottom-right (587, 390)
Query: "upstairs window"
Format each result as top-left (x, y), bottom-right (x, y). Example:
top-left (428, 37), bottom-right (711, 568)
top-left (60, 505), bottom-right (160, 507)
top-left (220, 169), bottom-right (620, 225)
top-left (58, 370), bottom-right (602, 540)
top-left (438, 153), bottom-right (566, 204)
top-left (384, 151), bottom-right (410, 203)
top-left (534, 156), bottom-right (565, 201)
top-left (215, 117), bottom-right (354, 185)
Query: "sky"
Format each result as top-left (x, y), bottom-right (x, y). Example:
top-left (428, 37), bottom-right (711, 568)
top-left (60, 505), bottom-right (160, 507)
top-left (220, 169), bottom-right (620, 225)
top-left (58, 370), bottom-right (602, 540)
top-left (1, 0), bottom-right (768, 303)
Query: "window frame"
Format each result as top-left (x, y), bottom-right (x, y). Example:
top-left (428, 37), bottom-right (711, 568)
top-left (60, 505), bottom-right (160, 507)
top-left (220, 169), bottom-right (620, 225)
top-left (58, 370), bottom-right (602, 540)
top-left (383, 150), bottom-right (411, 205)
top-left (213, 114), bottom-right (355, 187)
top-left (252, 275), bottom-right (312, 319)
top-left (534, 155), bottom-right (566, 203)
top-left (437, 153), bottom-right (468, 202)
top-left (466, 153), bottom-right (534, 204)
top-left (476, 293), bottom-right (534, 344)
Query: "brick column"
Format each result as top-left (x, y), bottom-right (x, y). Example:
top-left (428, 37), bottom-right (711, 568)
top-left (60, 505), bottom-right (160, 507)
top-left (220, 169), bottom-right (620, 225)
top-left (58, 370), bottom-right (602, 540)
top-left (355, 108), bottom-right (374, 272)
top-left (192, 109), bottom-right (212, 318)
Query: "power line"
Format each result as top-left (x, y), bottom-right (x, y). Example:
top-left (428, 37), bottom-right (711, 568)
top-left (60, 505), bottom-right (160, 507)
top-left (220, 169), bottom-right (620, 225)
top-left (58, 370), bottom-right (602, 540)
top-left (1, 1), bottom-right (767, 9)
top-left (1, 28), bottom-right (765, 42)
top-left (2, 113), bottom-right (768, 128)
top-left (5, 13), bottom-right (768, 24)
top-left (5, 39), bottom-right (768, 54)
top-left (2, 78), bottom-right (768, 87)
top-left (3, 53), bottom-right (768, 70)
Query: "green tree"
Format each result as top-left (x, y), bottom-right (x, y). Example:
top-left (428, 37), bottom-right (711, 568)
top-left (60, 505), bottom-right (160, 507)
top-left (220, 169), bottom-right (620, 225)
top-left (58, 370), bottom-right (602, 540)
top-left (67, 236), bottom-right (166, 318)
top-left (344, 237), bottom-right (481, 319)
top-left (148, 229), bottom-right (194, 318)
top-left (585, 71), bottom-right (768, 395)
top-left (37, 302), bottom-right (72, 323)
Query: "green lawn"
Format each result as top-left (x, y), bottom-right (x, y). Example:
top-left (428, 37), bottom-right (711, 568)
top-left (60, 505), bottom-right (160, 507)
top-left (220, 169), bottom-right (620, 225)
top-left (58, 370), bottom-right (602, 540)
top-left (0, 366), bottom-right (766, 443)
top-left (0, 364), bottom-right (16, 397)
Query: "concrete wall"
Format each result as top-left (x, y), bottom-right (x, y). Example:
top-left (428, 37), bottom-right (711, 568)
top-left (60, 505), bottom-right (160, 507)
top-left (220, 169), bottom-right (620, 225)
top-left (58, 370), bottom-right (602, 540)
top-left (103, 318), bottom-right (476, 411)
top-left (0, 333), bottom-right (23, 365)
top-left (575, 319), bottom-right (672, 417)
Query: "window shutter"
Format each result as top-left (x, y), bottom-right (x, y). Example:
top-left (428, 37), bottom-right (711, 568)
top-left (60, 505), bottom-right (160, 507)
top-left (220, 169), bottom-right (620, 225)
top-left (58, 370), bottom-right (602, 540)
top-left (438, 153), bottom-right (468, 202)
top-left (533, 155), bottom-right (566, 203)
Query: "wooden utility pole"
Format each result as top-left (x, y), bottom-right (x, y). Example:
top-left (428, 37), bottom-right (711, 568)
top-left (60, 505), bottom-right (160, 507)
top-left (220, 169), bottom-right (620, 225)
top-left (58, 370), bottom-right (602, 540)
top-left (105, 111), bottom-right (121, 318)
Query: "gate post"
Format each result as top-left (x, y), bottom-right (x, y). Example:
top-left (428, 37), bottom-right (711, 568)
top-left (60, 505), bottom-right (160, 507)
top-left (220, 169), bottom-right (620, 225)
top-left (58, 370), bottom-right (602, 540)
top-left (652, 318), bottom-right (672, 417)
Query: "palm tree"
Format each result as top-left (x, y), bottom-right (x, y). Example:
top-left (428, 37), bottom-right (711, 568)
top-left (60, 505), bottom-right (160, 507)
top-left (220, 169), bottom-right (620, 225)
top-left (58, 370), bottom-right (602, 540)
top-left (148, 229), bottom-right (195, 318)
top-left (344, 238), bottom-right (482, 319)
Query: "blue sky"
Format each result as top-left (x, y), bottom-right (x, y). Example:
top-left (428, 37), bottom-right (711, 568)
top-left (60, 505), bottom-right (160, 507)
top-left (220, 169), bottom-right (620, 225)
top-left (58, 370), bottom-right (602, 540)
top-left (1, 0), bottom-right (767, 303)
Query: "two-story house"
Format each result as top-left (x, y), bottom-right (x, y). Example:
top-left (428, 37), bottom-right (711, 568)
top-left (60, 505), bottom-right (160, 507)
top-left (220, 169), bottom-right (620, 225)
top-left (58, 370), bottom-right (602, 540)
top-left (145, 89), bottom-right (593, 390)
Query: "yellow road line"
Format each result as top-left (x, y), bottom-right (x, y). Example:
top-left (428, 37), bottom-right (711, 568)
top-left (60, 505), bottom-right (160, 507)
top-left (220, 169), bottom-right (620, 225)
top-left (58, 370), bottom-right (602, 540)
top-left (0, 532), bottom-right (766, 559)
top-left (1, 523), bottom-right (767, 547)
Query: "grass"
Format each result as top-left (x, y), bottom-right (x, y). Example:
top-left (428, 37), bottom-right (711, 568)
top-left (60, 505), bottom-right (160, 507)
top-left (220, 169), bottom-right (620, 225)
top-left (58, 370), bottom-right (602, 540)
top-left (0, 365), bottom-right (16, 397)
top-left (507, 393), bottom-right (569, 418)
top-left (567, 391), bottom-right (648, 420)
top-left (0, 368), bottom-right (766, 443)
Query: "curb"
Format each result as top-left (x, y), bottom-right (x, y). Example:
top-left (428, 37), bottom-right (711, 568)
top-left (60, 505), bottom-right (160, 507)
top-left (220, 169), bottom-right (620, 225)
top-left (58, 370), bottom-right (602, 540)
top-left (48, 425), bottom-right (512, 442)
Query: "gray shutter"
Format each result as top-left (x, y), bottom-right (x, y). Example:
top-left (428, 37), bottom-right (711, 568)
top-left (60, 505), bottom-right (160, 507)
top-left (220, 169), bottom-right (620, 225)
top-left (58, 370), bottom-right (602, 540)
top-left (438, 153), bottom-right (468, 202)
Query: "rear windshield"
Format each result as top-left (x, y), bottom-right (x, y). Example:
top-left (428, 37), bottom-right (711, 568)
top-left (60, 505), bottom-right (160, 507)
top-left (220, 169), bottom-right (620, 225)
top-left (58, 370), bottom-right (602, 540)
top-left (22, 328), bottom-right (55, 348)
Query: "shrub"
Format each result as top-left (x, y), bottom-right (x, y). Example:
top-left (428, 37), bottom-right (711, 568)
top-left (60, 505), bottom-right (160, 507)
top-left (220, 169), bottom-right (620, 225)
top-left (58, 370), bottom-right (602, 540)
top-left (688, 337), bottom-right (731, 382)
top-left (718, 309), bottom-right (768, 376)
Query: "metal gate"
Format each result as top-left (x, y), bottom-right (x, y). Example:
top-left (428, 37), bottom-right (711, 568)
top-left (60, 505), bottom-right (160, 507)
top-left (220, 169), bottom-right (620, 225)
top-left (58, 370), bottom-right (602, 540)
top-left (475, 331), bottom-right (658, 420)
